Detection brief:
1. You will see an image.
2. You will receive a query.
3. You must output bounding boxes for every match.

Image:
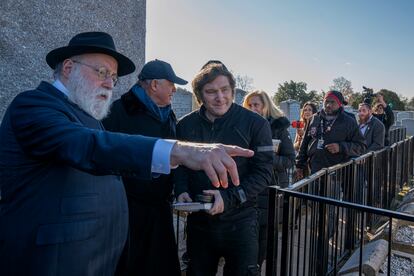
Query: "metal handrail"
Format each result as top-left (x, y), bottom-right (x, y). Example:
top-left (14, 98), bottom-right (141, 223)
top-left (278, 188), bottom-right (414, 222)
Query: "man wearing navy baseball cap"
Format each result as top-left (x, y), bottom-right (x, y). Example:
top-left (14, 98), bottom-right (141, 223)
top-left (102, 59), bottom-right (187, 276)
top-left (138, 59), bottom-right (188, 85)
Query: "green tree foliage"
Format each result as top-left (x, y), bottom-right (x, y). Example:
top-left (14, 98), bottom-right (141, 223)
top-left (349, 92), bottom-right (365, 109)
top-left (349, 89), bottom-right (407, 110)
top-left (374, 89), bottom-right (406, 110)
top-left (273, 80), bottom-right (322, 106)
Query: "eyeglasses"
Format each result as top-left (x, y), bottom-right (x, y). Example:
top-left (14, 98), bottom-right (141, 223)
top-left (71, 60), bottom-right (118, 86)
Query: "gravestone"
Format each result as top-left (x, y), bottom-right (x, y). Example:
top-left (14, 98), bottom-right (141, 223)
top-left (234, 88), bottom-right (247, 105)
top-left (402, 119), bottom-right (414, 137)
top-left (172, 88), bottom-right (194, 119)
top-left (397, 111), bottom-right (411, 123)
top-left (344, 106), bottom-right (358, 121)
top-left (339, 239), bottom-right (389, 275)
top-left (280, 99), bottom-right (300, 140)
top-left (0, 0), bottom-right (146, 121)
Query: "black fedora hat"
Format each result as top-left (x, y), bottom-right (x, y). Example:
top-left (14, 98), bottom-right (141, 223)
top-left (46, 32), bottom-right (135, 76)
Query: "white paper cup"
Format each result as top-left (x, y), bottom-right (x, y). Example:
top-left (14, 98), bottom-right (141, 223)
top-left (272, 139), bottom-right (281, 153)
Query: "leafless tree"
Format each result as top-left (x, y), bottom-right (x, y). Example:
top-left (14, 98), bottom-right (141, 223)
top-left (329, 76), bottom-right (353, 97)
top-left (234, 74), bottom-right (254, 91)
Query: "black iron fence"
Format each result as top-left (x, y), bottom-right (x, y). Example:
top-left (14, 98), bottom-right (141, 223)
top-left (389, 126), bottom-right (407, 145)
top-left (266, 135), bottom-right (414, 275)
top-left (266, 188), bottom-right (414, 275)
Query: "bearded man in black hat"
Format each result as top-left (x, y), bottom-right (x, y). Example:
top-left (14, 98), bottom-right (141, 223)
top-left (0, 32), bottom-right (254, 276)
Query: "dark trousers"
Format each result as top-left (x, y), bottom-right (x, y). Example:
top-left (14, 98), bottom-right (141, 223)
top-left (115, 198), bottom-right (181, 276)
top-left (186, 212), bottom-right (259, 276)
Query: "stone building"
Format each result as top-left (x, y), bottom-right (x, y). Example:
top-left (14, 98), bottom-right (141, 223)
top-left (0, 0), bottom-right (147, 120)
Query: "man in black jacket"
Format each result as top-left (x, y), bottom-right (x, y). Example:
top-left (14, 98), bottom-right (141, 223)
top-left (358, 102), bottom-right (385, 151)
top-left (296, 90), bottom-right (366, 178)
top-left (102, 59), bottom-right (187, 276)
top-left (174, 63), bottom-right (273, 276)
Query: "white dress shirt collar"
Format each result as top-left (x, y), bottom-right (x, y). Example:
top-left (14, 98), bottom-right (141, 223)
top-left (52, 79), bottom-right (70, 98)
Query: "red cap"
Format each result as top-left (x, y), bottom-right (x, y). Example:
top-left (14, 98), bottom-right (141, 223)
top-left (324, 91), bottom-right (344, 107)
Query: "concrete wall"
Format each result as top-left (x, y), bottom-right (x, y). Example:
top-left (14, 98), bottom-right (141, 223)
top-left (0, 0), bottom-right (146, 120)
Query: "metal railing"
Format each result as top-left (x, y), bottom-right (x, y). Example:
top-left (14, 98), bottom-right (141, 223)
top-left (266, 188), bottom-right (414, 275)
top-left (389, 126), bottom-right (407, 145)
top-left (265, 135), bottom-right (414, 275)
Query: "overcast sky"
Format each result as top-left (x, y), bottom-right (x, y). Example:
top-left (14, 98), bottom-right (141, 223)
top-left (146, 0), bottom-right (414, 99)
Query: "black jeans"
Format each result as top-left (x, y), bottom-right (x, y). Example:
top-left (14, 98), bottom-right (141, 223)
top-left (186, 211), bottom-right (259, 276)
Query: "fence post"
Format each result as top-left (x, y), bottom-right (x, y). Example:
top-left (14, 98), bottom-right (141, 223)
top-left (266, 187), bottom-right (277, 276)
top-left (280, 193), bottom-right (290, 276)
top-left (316, 174), bottom-right (329, 275)
top-left (368, 154), bottom-right (375, 225)
top-left (345, 160), bottom-right (357, 251)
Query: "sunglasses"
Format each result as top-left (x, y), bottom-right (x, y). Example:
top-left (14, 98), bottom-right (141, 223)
top-left (71, 60), bottom-right (118, 86)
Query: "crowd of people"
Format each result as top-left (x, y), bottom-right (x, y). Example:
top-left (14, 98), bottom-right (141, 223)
top-left (0, 31), bottom-right (397, 276)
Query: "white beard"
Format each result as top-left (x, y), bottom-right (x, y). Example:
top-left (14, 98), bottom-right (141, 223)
top-left (66, 66), bottom-right (112, 120)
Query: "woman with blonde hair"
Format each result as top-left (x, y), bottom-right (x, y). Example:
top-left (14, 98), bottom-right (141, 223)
top-left (242, 90), bottom-right (295, 268)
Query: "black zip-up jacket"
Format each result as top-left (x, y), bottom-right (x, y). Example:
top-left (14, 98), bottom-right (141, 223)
top-left (173, 103), bottom-right (273, 222)
top-left (257, 117), bottom-right (295, 205)
top-left (102, 89), bottom-right (176, 203)
top-left (296, 108), bottom-right (366, 173)
top-left (257, 116), bottom-right (295, 225)
top-left (269, 116), bottom-right (295, 187)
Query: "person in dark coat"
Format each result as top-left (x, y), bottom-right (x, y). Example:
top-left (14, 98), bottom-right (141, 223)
top-left (102, 59), bottom-right (187, 276)
top-left (0, 32), bottom-right (255, 276)
top-left (174, 64), bottom-right (273, 276)
top-left (293, 101), bottom-right (318, 152)
top-left (373, 93), bottom-right (395, 145)
top-left (296, 90), bottom-right (367, 178)
top-left (242, 90), bottom-right (295, 268)
top-left (358, 102), bottom-right (385, 151)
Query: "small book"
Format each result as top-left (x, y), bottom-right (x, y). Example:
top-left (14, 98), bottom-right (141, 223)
top-left (172, 202), bottom-right (212, 212)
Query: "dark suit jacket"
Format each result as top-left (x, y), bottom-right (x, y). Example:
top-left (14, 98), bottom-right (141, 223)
top-left (362, 116), bottom-right (385, 152)
top-left (0, 82), bottom-right (157, 275)
top-left (102, 87), bottom-right (181, 276)
top-left (102, 88), bottom-right (176, 202)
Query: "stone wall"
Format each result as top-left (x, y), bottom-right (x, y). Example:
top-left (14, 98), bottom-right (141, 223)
top-left (0, 0), bottom-right (146, 120)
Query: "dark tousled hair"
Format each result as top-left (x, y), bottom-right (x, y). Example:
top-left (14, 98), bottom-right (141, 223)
top-left (192, 63), bottom-right (235, 104)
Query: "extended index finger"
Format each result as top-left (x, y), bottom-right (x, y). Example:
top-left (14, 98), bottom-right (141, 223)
top-left (221, 145), bottom-right (254, 158)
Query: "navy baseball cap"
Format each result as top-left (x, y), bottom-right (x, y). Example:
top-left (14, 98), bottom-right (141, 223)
top-left (138, 59), bottom-right (188, 85)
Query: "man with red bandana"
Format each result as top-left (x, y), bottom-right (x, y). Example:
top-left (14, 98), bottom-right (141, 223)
top-left (295, 90), bottom-right (366, 178)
